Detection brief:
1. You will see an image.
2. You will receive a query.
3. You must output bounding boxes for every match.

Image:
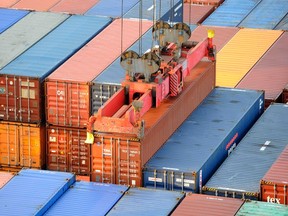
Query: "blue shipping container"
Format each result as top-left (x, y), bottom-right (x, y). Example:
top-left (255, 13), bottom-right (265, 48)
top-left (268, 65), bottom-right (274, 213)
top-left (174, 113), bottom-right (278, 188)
top-left (238, 0), bottom-right (288, 29)
top-left (85, 0), bottom-right (139, 18)
top-left (0, 169), bottom-right (75, 216)
top-left (44, 181), bottom-right (128, 216)
top-left (275, 13), bottom-right (288, 30)
top-left (107, 187), bottom-right (184, 215)
top-left (1, 15), bottom-right (112, 81)
top-left (0, 8), bottom-right (29, 33)
top-left (143, 87), bottom-right (264, 193)
top-left (202, 0), bottom-right (261, 27)
top-left (202, 103), bottom-right (288, 200)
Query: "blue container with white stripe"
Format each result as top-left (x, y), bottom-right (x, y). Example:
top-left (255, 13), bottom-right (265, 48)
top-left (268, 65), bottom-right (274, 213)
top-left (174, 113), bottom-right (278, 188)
top-left (202, 103), bottom-right (288, 200)
top-left (44, 181), bottom-right (128, 216)
top-left (142, 87), bottom-right (264, 193)
top-left (0, 8), bottom-right (29, 33)
top-left (0, 169), bottom-right (75, 216)
top-left (238, 0), bottom-right (288, 29)
top-left (202, 0), bottom-right (261, 27)
top-left (107, 187), bottom-right (184, 215)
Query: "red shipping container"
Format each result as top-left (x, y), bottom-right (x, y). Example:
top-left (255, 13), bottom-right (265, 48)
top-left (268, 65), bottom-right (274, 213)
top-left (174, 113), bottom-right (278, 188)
top-left (184, 0), bottom-right (224, 6)
top-left (0, 0), bottom-right (20, 7)
top-left (260, 145), bottom-right (288, 205)
top-left (46, 125), bottom-right (91, 176)
top-left (183, 3), bottom-right (215, 24)
top-left (171, 193), bottom-right (244, 215)
top-left (91, 61), bottom-right (216, 186)
top-left (0, 171), bottom-right (14, 189)
top-left (45, 18), bottom-right (153, 128)
top-left (11, 0), bottom-right (62, 11)
top-left (49, 0), bottom-right (99, 14)
top-left (283, 84), bottom-right (288, 104)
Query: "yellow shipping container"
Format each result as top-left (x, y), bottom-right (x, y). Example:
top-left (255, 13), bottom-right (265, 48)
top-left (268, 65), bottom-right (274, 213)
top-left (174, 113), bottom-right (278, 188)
top-left (216, 28), bottom-right (283, 87)
top-left (0, 121), bottom-right (45, 169)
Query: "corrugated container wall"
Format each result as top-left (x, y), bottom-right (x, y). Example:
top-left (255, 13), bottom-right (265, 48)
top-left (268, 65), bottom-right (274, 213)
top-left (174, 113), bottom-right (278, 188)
top-left (49, 0), bottom-right (100, 14)
top-left (202, 104), bottom-right (288, 200)
top-left (45, 19), bottom-right (152, 128)
top-left (91, 61), bottom-right (216, 187)
top-left (235, 201), bottom-right (288, 216)
top-left (44, 181), bottom-right (128, 216)
top-left (275, 13), bottom-right (288, 30)
top-left (202, 0), bottom-right (261, 27)
top-left (0, 15), bottom-right (112, 124)
top-left (238, 0), bottom-right (288, 29)
top-left (171, 193), bottom-right (244, 216)
top-left (0, 121), bottom-right (46, 169)
top-left (46, 125), bottom-right (90, 176)
top-left (0, 11), bottom-right (69, 69)
top-left (183, 3), bottom-right (214, 24)
top-left (11, 0), bottom-right (62, 11)
top-left (236, 32), bottom-right (288, 108)
top-left (143, 87), bottom-right (264, 193)
top-left (0, 8), bottom-right (28, 33)
top-left (216, 28), bottom-right (283, 87)
top-left (107, 187), bottom-right (184, 215)
top-left (0, 169), bottom-right (75, 216)
top-left (0, 172), bottom-right (14, 189)
top-left (0, 0), bottom-right (21, 8)
top-left (188, 25), bottom-right (239, 53)
top-left (260, 145), bottom-right (288, 205)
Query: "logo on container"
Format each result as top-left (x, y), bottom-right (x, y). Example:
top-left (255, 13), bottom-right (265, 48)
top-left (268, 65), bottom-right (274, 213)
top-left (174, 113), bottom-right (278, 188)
top-left (267, 196), bottom-right (281, 204)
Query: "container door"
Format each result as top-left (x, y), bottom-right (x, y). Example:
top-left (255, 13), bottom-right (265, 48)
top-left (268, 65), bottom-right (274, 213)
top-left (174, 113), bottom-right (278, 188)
top-left (91, 136), bottom-right (116, 184)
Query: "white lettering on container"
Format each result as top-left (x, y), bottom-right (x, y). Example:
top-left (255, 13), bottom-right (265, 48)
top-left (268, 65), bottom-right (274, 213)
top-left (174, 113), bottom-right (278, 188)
top-left (148, 177), bottom-right (162, 182)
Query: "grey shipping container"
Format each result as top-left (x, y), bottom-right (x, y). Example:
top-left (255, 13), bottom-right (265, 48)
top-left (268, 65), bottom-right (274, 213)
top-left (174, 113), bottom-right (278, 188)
top-left (143, 87), bottom-right (264, 192)
top-left (202, 103), bottom-right (288, 200)
top-left (0, 168), bottom-right (75, 216)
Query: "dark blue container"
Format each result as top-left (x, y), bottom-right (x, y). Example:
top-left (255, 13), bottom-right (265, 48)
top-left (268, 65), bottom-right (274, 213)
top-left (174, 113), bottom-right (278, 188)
top-left (202, 0), bottom-right (261, 27)
top-left (0, 169), bottom-right (75, 216)
top-left (0, 8), bottom-right (29, 33)
top-left (238, 0), bottom-right (288, 29)
top-left (44, 181), bottom-right (128, 216)
top-left (202, 103), bottom-right (288, 200)
top-left (142, 87), bottom-right (264, 193)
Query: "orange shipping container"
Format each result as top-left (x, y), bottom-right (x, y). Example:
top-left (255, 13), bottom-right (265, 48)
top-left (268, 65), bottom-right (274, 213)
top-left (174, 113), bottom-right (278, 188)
top-left (11, 0), bottom-right (62, 11)
top-left (45, 18), bottom-right (153, 128)
top-left (91, 61), bottom-right (216, 186)
top-left (260, 145), bottom-right (288, 205)
top-left (49, 0), bottom-right (99, 15)
top-left (46, 125), bottom-right (91, 176)
top-left (0, 121), bottom-right (45, 169)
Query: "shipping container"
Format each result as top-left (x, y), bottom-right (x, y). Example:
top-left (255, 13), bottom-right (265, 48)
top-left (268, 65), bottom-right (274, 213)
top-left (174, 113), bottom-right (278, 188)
top-left (85, 0), bottom-right (139, 18)
top-left (202, 103), bottom-right (288, 200)
top-left (0, 8), bottom-right (28, 33)
top-left (188, 25), bottom-right (239, 52)
top-left (0, 121), bottom-right (46, 169)
top-left (238, 0), bottom-right (288, 29)
top-left (283, 84), bottom-right (288, 104)
top-left (91, 27), bottom-right (154, 113)
top-left (0, 168), bottom-right (75, 216)
top-left (0, 0), bottom-right (21, 8)
top-left (46, 125), bottom-right (91, 176)
top-left (11, 0), bottom-right (62, 11)
top-left (202, 0), bottom-right (261, 27)
top-left (275, 13), bottom-right (288, 30)
top-left (44, 181), bottom-right (128, 216)
top-left (91, 60), bottom-right (216, 186)
top-left (0, 11), bottom-right (69, 69)
top-left (183, 3), bottom-right (215, 24)
top-left (235, 200), bottom-right (288, 216)
top-left (45, 18), bottom-right (152, 128)
top-left (143, 87), bottom-right (264, 192)
top-left (123, 0), bottom-right (183, 22)
top-left (49, 0), bottom-right (99, 14)
top-left (0, 171), bottom-right (14, 189)
top-left (236, 32), bottom-right (288, 109)
top-left (107, 187), bottom-right (184, 215)
top-left (216, 28), bottom-right (283, 87)
top-left (260, 145), bottom-right (288, 205)
top-left (0, 15), bottom-right (112, 124)
top-left (183, 0), bottom-right (224, 6)
top-left (171, 193), bottom-right (244, 216)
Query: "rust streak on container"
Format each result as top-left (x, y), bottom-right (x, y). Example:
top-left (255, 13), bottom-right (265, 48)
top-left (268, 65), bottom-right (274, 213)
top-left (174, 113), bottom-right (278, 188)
top-left (91, 61), bottom-right (216, 186)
